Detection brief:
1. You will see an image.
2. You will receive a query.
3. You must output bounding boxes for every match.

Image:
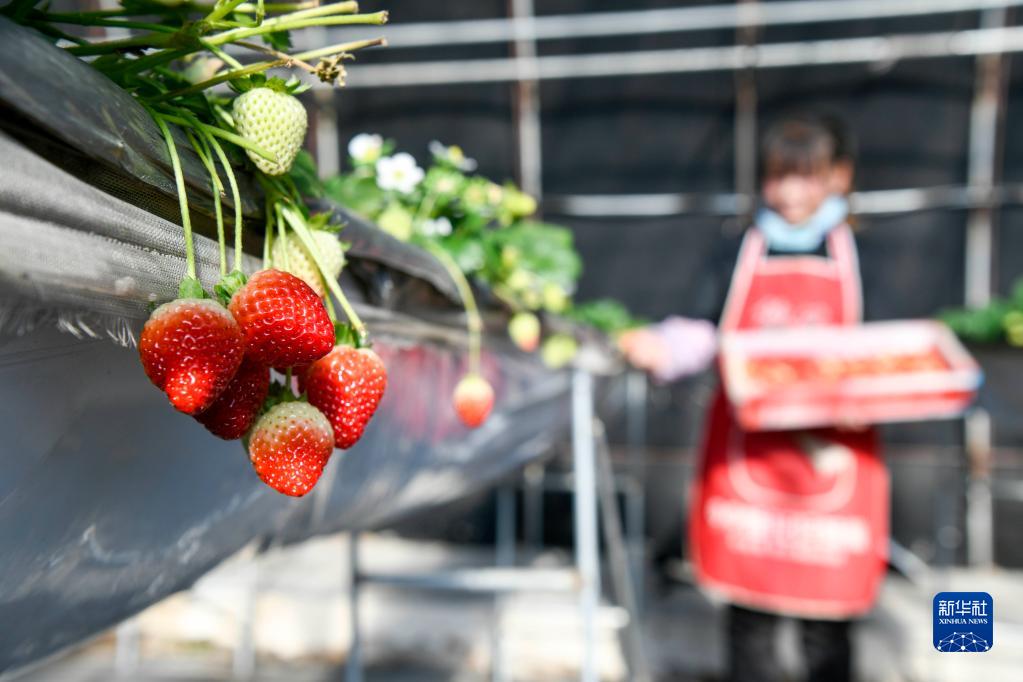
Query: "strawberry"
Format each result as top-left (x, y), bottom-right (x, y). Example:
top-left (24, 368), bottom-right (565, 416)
top-left (305, 344), bottom-right (387, 449)
top-left (139, 297), bottom-right (244, 415)
top-left (508, 312), bottom-right (541, 352)
top-left (196, 356), bottom-right (271, 439)
top-left (248, 401), bottom-right (334, 497)
top-left (232, 85), bottom-right (307, 176)
top-left (453, 374), bottom-right (494, 428)
top-left (228, 269), bottom-right (334, 368)
top-left (271, 230), bottom-right (346, 298)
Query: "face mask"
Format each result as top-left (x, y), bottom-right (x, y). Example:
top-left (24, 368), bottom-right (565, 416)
top-left (755, 195), bottom-right (849, 253)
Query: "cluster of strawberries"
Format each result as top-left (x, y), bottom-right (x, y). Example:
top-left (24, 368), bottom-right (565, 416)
top-left (138, 270), bottom-right (387, 497)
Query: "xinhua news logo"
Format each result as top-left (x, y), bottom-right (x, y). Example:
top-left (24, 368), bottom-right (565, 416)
top-left (933, 592), bottom-right (993, 652)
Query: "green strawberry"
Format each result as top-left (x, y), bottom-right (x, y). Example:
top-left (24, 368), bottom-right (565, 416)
top-left (233, 86), bottom-right (308, 176)
top-left (541, 334), bottom-right (578, 369)
top-left (272, 230), bottom-right (346, 298)
top-left (508, 312), bottom-right (540, 352)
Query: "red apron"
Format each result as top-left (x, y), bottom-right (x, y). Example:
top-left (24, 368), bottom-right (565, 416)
top-left (689, 225), bottom-right (889, 619)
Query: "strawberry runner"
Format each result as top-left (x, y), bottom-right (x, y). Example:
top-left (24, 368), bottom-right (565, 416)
top-left (689, 225), bottom-right (889, 618)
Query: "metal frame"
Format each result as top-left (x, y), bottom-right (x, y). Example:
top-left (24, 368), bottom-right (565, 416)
top-left (312, 0), bottom-right (1014, 569)
top-left (304, 0), bottom-right (1023, 50)
top-left (344, 370), bottom-right (631, 682)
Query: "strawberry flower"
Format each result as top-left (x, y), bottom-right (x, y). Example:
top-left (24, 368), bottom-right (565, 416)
top-left (419, 217), bottom-right (453, 237)
top-left (348, 133), bottom-right (384, 165)
top-left (375, 153), bottom-right (425, 194)
top-left (429, 140), bottom-right (478, 171)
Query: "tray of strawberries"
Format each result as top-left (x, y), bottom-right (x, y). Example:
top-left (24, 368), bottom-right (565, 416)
top-left (720, 320), bottom-right (983, 431)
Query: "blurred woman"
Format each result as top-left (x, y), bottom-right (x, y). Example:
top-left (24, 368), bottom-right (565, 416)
top-left (621, 115), bottom-right (884, 682)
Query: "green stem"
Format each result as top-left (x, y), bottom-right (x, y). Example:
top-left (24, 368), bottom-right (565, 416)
top-left (414, 188), bottom-right (438, 227)
top-left (157, 112), bottom-right (275, 162)
top-left (41, 8), bottom-right (132, 19)
top-left (106, 48), bottom-right (191, 78)
top-left (151, 36), bottom-right (384, 102)
top-left (205, 10), bottom-right (385, 46)
top-left (263, 195), bottom-right (274, 267)
top-left (201, 40), bottom-right (244, 70)
top-left (149, 56), bottom-right (288, 101)
top-left (282, 207), bottom-right (367, 342)
top-left (187, 130), bottom-right (228, 276)
top-left (275, 203), bottom-right (289, 269)
top-left (424, 240), bottom-right (483, 375)
top-left (323, 291), bottom-right (337, 322)
top-left (41, 14), bottom-right (179, 32)
top-left (153, 114), bottom-right (197, 281)
top-left (204, 0), bottom-right (248, 24)
top-left (67, 32), bottom-right (171, 56)
top-left (207, 0), bottom-right (359, 44)
top-left (204, 132), bottom-right (245, 272)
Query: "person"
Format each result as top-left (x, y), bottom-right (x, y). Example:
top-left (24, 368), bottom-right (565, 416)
top-left (620, 115), bottom-right (886, 682)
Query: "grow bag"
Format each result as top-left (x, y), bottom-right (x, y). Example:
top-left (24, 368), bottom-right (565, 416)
top-left (0, 21), bottom-right (609, 673)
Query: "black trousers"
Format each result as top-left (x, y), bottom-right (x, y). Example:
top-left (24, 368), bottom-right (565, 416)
top-left (726, 605), bottom-right (852, 682)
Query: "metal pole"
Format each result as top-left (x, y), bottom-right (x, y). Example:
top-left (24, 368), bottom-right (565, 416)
top-left (304, 0), bottom-right (1023, 51)
top-left (113, 618), bottom-right (141, 678)
top-left (594, 421), bottom-right (651, 682)
top-left (231, 558), bottom-right (258, 680)
top-left (624, 371), bottom-right (648, 612)
top-left (314, 89), bottom-right (341, 179)
top-left (346, 532), bottom-right (364, 682)
top-left (523, 461), bottom-right (545, 552)
top-left (572, 369), bottom-right (600, 682)
top-left (545, 181), bottom-right (1023, 218)
top-left (734, 0), bottom-right (759, 227)
top-left (492, 486), bottom-right (516, 682)
top-left (963, 6), bottom-right (1008, 567)
top-left (509, 0), bottom-right (543, 201)
top-left (966, 409), bottom-right (995, 565)
top-left (324, 24), bottom-right (1023, 89)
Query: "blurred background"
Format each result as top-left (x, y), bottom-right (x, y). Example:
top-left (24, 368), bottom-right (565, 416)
top-left (7, 0), bottom-right (1023, 680)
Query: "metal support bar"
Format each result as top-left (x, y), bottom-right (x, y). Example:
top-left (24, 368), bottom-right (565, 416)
top-left (113, 618), bottom-right (141, 678)
top-left (733, 0), bottom-right (759, 227)
top-left (594, 421), bottom-right (651, 682)
top-left (572, 369), bottom-right (600, 682)
top-left (303, 0), bottom-right (1023, 51)
top-left (509, 0), bottom-right (543, 202)
top-left (326, 24), bottom-right (1023, 89)
top-left (358, 567), bottom-right (579, 593)
top-left (523, 462), bottom-right (546, 551)
top-left (545, 181), bottom-right (1023, 218)
top-left (492, 486), bottom-right (516, 682)
top-left (624, 372), bottom-right (648, 612)
top-left (962, 6), bottom-right (1008, 568)
top-left (966, 409), bottom-right (995, 566)
top-left (313, 89), bottom-right (341, 179)
top-left (231, 559), bottom-right (258, 680)
top-left (345, 532), bottom-right (363, 682)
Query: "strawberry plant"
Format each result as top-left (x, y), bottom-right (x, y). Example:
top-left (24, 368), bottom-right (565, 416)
top-left (6, 0), bottom-right (393, 495)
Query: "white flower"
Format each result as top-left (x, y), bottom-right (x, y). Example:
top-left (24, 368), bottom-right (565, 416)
top-left (429, 140), bottom-right (478, 171)
top-left (348, 133), bottom-right (383, 164)
top-left (375, 153), bottom-right (424, 194)
top-left (420, 217), bottom-right (453, 237)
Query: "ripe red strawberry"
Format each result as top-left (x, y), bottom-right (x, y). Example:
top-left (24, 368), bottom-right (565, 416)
top-left (247, 401), bottom-right (334, 497)
top-left (139, 298), bottom-right (244, 415)
top-left (305, 345), bottom-right (387, 449)
top-left (453, 374), bottom-right (494, 428)
top-left (228, 269), bottom-right (334, 367)
top-left (196, 357), bottom-right (271, 440)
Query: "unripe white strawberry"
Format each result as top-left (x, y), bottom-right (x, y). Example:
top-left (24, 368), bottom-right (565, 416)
top-left (272, 231), bottom-right (346, 298)
top-left (233, 87), bottom-right (308, 176)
